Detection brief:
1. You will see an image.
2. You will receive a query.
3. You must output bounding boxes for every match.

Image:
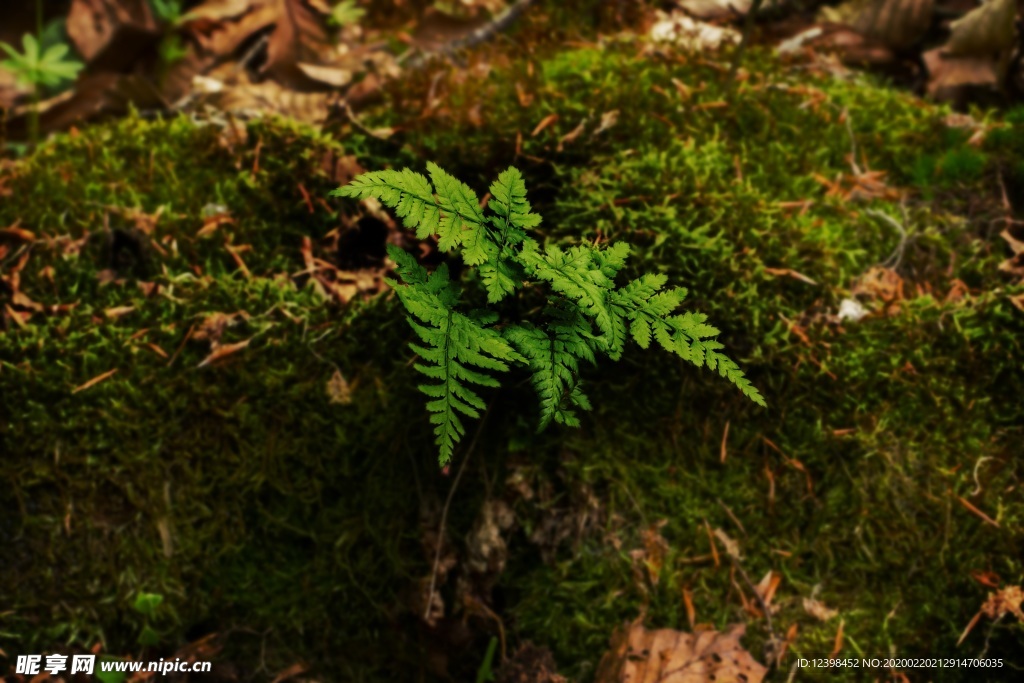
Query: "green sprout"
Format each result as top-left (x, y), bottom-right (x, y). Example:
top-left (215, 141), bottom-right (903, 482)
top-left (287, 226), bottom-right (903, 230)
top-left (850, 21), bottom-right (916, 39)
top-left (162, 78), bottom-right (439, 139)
top-left (0, 33), bottom-right (83, 145)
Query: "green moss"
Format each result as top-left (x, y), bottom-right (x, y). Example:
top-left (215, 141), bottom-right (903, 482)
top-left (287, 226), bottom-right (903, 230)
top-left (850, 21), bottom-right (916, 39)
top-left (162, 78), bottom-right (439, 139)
top-left (2, 42), bottom-right (1023, 683)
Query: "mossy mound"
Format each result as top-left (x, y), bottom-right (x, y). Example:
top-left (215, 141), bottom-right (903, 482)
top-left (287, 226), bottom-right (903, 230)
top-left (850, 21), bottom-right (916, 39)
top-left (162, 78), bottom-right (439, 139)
top-left (2, 43), bottom-right (1023, 682)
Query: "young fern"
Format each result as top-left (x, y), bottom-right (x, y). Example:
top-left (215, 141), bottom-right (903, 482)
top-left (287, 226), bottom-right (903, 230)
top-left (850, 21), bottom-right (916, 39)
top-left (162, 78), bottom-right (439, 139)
top-left (333, 165), bottom-right (765, 465)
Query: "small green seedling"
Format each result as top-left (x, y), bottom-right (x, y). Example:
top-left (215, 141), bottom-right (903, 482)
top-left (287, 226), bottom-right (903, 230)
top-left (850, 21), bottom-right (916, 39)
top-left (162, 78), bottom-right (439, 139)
top-left (131, 591), bottom-right (165, 647)
top-left (0, 33), bottom-right (82, 144)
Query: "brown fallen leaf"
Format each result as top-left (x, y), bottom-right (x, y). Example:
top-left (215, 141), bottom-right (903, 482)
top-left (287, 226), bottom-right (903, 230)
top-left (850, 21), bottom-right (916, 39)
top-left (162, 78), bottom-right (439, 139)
top-left (531, 113), bottom-right (559, 137)
top-left (197, 338), bottom-right (252, 367)
top-left (592, 110), bottom-right (619, 137)
top-left (0, 222), bottom-right (36, 242)
top-left (595, 622), bottom-right (766, 683)
top-left (713, 527), bottom-right (742, 560)
top-left (852, 266), bottom-right (903, 304)
top-left (923, 48), bottom-right (1001, 102)
top-left (557, 118), bottom-right (587, 151)
top-left (803, 597), bottom-right (840, 621)
top-left (72, 368), bottom-right (118, 394)
top-left (146, 343), bottom-right (169, 359)
top-left (104, 306), bottom-right (136, 319)
top-left (67, 0), bottom-right (159, 63)
top-left (268, 662), bottom-right (308, 683)
top-left (764, 267), bottom-right (818, 285)
top-left (830, 618), bottom-right (845, 657)
top-left (326, 368), bottom-right (352, 404)
top-left (754, 570), bottom-right (782, 610)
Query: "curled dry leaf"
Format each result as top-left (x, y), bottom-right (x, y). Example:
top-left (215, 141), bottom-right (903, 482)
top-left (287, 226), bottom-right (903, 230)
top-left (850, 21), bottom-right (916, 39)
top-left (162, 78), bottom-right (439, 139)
top-left (803, 597), bottom-right (840, 621)
top-left (999, 227), bottom-right (1024, 280)
top-left (595, 622), bottom-right (767, 683)
top-left (592, 110), bottom-right (619, 137)
top-left (197, 338), bottom-right (252, 367)
top-left (980, 585), bottom-right (1024, 621)
top-left (67, 0), bottom-right (158, 62)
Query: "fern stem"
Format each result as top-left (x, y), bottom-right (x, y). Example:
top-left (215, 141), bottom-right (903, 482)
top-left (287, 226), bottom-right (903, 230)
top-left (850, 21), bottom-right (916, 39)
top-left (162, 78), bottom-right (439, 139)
top-left (423, 402), bottom-right (492, 621)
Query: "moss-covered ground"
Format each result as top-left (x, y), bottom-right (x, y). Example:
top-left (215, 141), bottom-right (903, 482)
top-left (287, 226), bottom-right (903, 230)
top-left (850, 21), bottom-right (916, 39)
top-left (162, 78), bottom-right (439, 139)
top-left (2, 38), bottom-right (1023, 682)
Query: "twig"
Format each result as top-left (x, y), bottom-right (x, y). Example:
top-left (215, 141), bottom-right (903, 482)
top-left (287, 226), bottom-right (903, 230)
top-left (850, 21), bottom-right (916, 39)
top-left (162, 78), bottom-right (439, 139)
top-left (423, 406), bottom-right (492, 620)
top-left (730, 555), bottom-right (776, 641)
top-left (400, 0), bottom-right (535, 71)
top-left (717, 498), bottom-right (746, 536)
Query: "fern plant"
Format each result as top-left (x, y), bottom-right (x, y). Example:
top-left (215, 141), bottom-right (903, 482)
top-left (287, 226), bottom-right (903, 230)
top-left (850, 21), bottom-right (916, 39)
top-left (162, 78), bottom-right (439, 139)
top-left (333, 164), bottom-right (765, 465)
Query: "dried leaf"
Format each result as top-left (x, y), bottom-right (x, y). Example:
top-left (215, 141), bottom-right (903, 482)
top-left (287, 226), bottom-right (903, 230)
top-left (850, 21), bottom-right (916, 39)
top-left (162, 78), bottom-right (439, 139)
top-left (326, 368), bottom-right (352, 404)
top-left (755, 571), bottom-right (782, 609)
top-left (263, 0), bottom-right (334, 88)
top-left (268, 662), bottom-right (308, 683)
top-left (557, 118), bottom-right (587, 151)
top-left (531, 113), bottom-right (559, 137)
top-left (803, 597), bottom-right (839, 621)
top-left (67, 0), bottom-right (158, 62)
top-left (852, 266), bottom-right (903, 303)
top-left (0, 223), bottom-right (36, 242)
top-left (104, 306), bottom-right (136, 319)
top-left (764, 267), bottom-right (818, 285)
top-left (295, 62), bottom-right (353, 88)
top-left (72, 368), bottom-right (118, 393)
top-left (923, 48), bottom-right (1001, 101)
top-left (713, 527), bottom-right (741, 560)
top-left (592, 110), bottom-right (619, 137)
top-left (197, 338), bottom-right (251, 367)
top-left (595, 622), bottom-right (767, 683)
top-left (980, 585), bottom-right (1024, 621)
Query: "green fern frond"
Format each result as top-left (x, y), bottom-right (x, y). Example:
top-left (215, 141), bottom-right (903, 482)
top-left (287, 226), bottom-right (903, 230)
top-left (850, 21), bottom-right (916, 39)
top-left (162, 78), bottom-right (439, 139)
top-left (610, 276), bottom-right (766, 406)
top-left (488, 167), bottom-right (542, 247)
top-left (390, 260), bottom-right (522, 464)
top-left (516, 242), bottom-right (623, 347)
top-left (332, 168), bottom-right (439, 239)
top-left (505, 304), bottom-right (596, 430)
top-left (336, 165), bottom-right (765, 465)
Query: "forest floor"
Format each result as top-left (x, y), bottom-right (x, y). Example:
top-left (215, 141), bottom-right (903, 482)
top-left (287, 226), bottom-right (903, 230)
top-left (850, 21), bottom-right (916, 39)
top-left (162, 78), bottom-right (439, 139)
top-left (2, 2), bottom-right (1024, 683)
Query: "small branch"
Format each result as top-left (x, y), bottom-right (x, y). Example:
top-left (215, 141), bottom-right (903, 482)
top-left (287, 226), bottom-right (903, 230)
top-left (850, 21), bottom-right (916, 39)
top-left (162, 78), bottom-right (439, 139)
top-left (401, 0), bottom-right (535, 71)
top-left (730, 555), bottom-right (776, 640)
